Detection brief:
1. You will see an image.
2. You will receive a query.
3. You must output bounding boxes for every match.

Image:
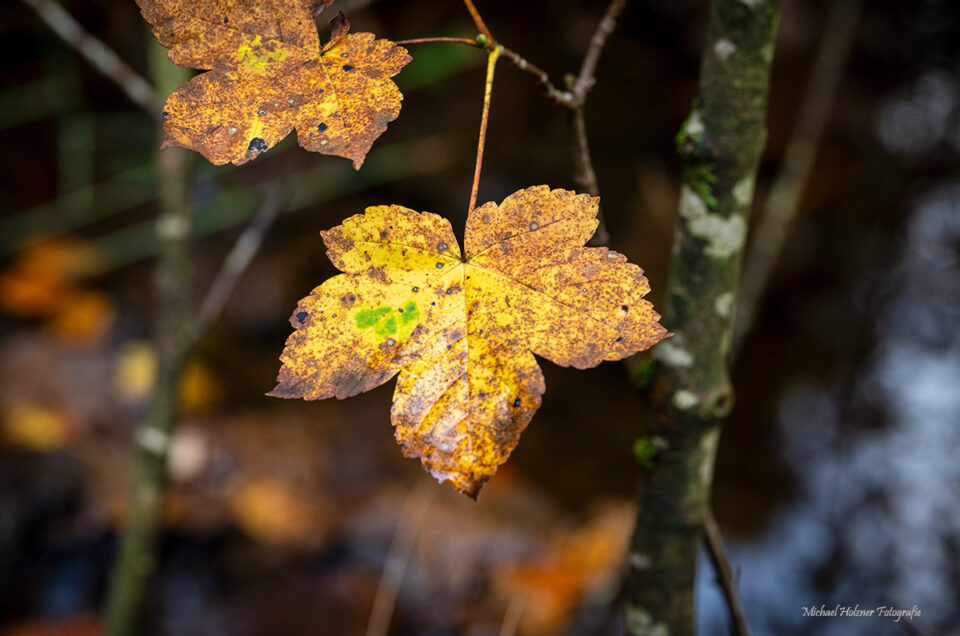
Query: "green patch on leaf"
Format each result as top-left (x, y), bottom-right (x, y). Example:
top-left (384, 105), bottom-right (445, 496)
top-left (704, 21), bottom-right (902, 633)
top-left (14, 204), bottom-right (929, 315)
top-left (355, 301), bottom-right (420, 341)
top-left (376, 315), bottom-right (398, 338)
top-left (355, 306), bottom-right (393, 329)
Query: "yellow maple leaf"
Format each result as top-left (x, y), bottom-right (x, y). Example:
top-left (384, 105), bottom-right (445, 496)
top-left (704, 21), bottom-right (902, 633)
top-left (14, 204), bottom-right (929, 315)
top-left (269, 186), bottom-right (669, 496)
top-left (137, 0), bottom-right (411, 167)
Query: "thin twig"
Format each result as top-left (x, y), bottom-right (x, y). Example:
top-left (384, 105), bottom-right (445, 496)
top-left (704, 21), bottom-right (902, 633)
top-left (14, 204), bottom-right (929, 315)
top-left (569, 108), bottom-right (599, 196)
top-left (396, 36), bottom-right (480, 47)
top-left (461, 0), bottom-right (493, 41)
top-left (499, 596), bottom-right (526, 636)
top-left (566, 0), bottom-right (630, 246)
top-left (735, 0), bottom-right (861, 351)
top-left (569, 106), bottom-right (609, 244)
top-left (570, 0), bottom-right (630, 102)
top-left (464, 0), bottom-right (629, 243)
top-left (19, 0), bottom-right (163, 117)
top-left (194, 183), bottom-right (285, 336)
top-left (468, 47), bottom-right (501, 215)
top-left (704, 511), bottom-right (751, 636)
top-left (365, 488), bottom-right (433, 636)
top-left (498, 46), bottom-right (571, 105)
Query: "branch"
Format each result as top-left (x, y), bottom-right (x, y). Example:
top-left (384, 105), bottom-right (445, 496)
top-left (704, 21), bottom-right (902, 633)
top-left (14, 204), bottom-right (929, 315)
top-left (19, 0), bottom-right (163, 117)
top-left (734, 0), bottom-right (861, 351)
top-left (570, 0), bottom-right (629, 104)
top-left (465, 0), bottom-right (629, 244)
top-left (365, 488), bottom-right (433, 636)
top-left (626, 0), bottom-right (782, 633)
top-left (461, 0), bottom-right (493, 42)
top-left (568, 106), bottom-right (609, 244)
top-left (497, 46), bottom-right (571, 105)
top-left (403, 2), bottom-right (629, 243)
top-left (194, 183), bottom-right (285, 336)
top-left (704, 511), bottom-right (751, 636)
top-left (104, 43), bottom-right (193, 636)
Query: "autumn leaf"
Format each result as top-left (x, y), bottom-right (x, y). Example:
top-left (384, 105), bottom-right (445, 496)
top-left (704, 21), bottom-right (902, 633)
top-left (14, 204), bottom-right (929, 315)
top-left (270, 186), bottom-right (668, 497)
top-left (137, 0), bottom-right (411, 167)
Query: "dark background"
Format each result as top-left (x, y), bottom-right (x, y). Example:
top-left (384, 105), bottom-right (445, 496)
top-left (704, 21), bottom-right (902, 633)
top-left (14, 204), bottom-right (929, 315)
top-left (1, 0), bottom-right (959, 634)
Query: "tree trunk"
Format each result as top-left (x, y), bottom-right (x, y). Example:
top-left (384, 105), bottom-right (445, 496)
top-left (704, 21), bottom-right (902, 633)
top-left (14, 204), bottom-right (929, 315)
top-left (625, 1), bottom-right (781, 634)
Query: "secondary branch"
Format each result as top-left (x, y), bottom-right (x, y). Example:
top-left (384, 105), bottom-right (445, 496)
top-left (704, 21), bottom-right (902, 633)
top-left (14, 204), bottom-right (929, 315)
top-left (20, 0), bottom-right (163, 117)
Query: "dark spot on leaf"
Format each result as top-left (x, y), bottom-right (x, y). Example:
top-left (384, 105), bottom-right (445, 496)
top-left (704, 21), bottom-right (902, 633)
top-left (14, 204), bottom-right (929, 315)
top-left (616, 336), bottom-right (623, 342)
top-left (317, 122), bottom-right (328, 132)
top-left (398, 308), bottom-right (404, 313)
top-left (431, 302), bottom-right (436, 306)
top-left (513, 398), bottom-right (522, 408)
top-left (529, 221), bottom-right (539, 230)
top-left (161, 111), bottom-right (168, 119)
top-left (223, 16), bottom-right (229, 23)
top-left (436, 262), bottom-right (444, 269)
top-left (412, 286), bottom-right (419, 292)
top-left (296, 311), bottom-right (308, 323)
top-left (385, 338), bottom-right (396, 346)
top-left (342, 64), bottom-right (354, 71)
top-left (379, 230), bottom-right (388, 239)
top-left (437, 241), bottom-right (449, 252)
top-left (341, 52), bottom-right (348, 57)
top-left (331, 313), bottom-right (337, 318)
top-left (248, 137), bottom-right (268, 153)
top-left (621, 304), bottom-right (629, 312)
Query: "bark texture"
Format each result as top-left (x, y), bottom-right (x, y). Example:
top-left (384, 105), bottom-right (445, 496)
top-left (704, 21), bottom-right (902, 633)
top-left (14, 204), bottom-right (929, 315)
top-left (626, 1), bottom-right (781, 634)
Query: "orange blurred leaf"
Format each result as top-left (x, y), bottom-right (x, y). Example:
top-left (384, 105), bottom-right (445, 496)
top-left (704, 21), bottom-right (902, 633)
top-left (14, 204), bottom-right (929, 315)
top-left (0, 616), bottom-right (100, 636)
top-left (46, 290), bottom-right (116, 345)
top-left (228, 477), bottom-right (330, 548)
top-left (179, 359), bottom-right (223, 415)
top-left (492, 504), bottom-right (634, 635)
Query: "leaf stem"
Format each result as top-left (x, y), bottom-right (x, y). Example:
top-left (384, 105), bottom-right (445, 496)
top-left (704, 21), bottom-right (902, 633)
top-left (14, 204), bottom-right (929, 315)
top-left (395, 36), bottom-right (481, 47)
top-left (468, 46), bottom-right (501, 216)
top-left (461, 0), bottom-right (494, 42)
